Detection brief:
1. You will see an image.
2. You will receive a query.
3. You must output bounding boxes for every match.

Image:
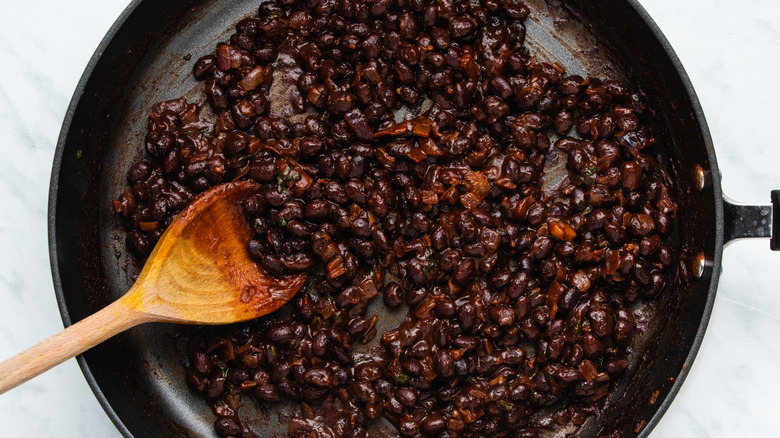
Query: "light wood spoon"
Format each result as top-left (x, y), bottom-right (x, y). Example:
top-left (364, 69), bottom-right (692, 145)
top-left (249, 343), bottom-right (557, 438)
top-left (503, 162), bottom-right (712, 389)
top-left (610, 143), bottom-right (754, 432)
top-left (0, 180), bottom-right (306, 394)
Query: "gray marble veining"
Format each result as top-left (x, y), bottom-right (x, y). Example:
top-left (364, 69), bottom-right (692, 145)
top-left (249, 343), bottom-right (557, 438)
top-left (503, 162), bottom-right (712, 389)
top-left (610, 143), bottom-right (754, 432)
top-left (0, 0), bottom-right (778, 436)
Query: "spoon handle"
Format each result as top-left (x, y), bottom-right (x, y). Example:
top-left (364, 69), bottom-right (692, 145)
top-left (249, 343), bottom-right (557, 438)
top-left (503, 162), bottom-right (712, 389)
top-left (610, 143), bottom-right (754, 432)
top-left (0, 296), bottom-right (152, 394)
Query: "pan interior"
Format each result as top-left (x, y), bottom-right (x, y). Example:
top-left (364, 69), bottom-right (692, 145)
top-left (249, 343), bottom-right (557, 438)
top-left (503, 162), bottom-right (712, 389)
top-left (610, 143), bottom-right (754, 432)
top-left (53, 0), bottom-right (716, 436)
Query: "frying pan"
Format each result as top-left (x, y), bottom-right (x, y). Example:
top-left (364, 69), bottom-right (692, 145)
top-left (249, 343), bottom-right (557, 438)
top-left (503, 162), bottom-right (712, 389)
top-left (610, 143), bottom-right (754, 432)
top-left (43, 0), bottom-right (780, 436)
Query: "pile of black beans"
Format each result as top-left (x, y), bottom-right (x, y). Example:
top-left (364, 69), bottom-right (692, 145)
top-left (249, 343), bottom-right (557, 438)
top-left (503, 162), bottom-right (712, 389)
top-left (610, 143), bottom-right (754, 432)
top-left (114, 0), bottom-right (678, 436)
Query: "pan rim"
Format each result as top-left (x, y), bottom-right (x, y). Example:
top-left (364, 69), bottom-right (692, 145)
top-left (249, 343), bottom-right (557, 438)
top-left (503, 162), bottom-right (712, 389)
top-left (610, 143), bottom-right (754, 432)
top-left (47, 0), bottom-right (725, 437)
top-left (49, 1), bottom-right (143, 436)
top-left (623, 0), bottom-right (724, 436)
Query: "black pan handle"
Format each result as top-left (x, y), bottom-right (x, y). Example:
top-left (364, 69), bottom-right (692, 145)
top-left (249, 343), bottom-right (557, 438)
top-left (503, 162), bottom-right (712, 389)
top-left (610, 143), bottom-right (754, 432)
top-left (773, 191), bottom-right (780, 250)
top-left (723, 192), bottom-right (779, 249)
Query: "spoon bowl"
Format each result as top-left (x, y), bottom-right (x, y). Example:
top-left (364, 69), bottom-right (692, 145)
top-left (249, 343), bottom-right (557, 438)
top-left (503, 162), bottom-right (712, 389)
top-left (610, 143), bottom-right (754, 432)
top-left (0, 180), bottom-right (305, 394)
top-left (127, 180), bottom-right (306, 324)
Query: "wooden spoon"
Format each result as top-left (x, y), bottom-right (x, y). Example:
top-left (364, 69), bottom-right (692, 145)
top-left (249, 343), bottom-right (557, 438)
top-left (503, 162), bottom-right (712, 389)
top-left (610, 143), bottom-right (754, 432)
top-left (0, 180), bottom-right (306, 394)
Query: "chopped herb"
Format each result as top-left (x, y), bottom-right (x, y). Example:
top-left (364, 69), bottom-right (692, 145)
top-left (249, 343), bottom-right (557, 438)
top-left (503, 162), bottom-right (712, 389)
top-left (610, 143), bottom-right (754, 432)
top-left (76, 149), bottom-right (83, 159)
top-left (574, 165), bottom-right (598, 186)
top-left (423, 249), bottom-right (438, 274)
top-left (277, 167), bottom-right (300, 193)
top-left (497, 400), bottom-right (514, 411)
top-left (581, 205), bottom-right (593, 215)
top-left (278, 218), bottom-right (288, 227)
top-left (394, 372), bottom-right (410, 384)
top-left (333, 132), bottom-right (351, 142)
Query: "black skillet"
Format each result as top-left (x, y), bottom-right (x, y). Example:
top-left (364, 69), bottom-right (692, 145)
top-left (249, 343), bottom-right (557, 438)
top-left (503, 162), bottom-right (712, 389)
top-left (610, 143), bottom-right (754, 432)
top-left (48, 0), bottom-right (779, 436)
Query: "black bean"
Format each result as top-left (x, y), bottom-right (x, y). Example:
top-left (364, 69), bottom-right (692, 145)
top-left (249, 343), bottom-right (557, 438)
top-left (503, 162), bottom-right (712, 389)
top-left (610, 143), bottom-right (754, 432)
top-left (384, 283), bottom-right (404, 308)
top-left (654, 211), bottom-right (672, 234)
top-left (126, 230), bottom-right (150, 257)
top-left (304, 367), bottom-right (334, 387)
top-left (589, 309), bottom-right (613, 338)
top-left (614, 318), bottom-right (635, 346)
top-left (604, 358), bottom-right (629, 375)
top-left (405, 287), bottom-right (428, 306)
top-left (510, 383), bottom-right (532, 402)
top-left (488, 305), bottom-right (515, 327)
top-left (458, 303), bottom-right (476, 331)
top-left (626, 213), bottom-right (656, 236)
top-left (552, 366), bottom-right (583, 384)
top-left (449, 16), bottom-right (476, 39)
top-left (399, 12), bottom-right (419, 40)
top-left (452, 257), bottom-right (477, 285)
top-left (303, 199), bottom-right (330, 221)
top-left (355, 362), bottom-right (382, 382)
top-left (395, 386), bottom-right (418, 406)
top-left (215, 417), bottom-right (241, 436)
top-left (420, 414), bottom-right (446, 436)
top-left (266, 323), bottom-right (294, 342)
top-left (530, 236), bottom-right (554, 260)
top-left (484, 96), bottom-right (510, 119)
top-left (398, 415), bottom-right (419, 437)
top-left (433, 296), bottom-right (456, 318)
top-left (646, 270), bottom-right (666, 297)
top-left (206, 376), bottom-right (226, 398)
top-left (434, 349), bottom-right (454, 378)
top-left (344, 108), bottom-right (373, 141)
top-left (501, 347), bottom-right (526, 365)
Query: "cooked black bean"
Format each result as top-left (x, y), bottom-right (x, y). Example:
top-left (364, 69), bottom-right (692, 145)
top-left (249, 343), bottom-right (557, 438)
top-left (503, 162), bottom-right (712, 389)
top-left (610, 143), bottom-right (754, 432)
top-left (448, 16), bottom-right (476, 39)
top-left (589, 309), bottom-right (613, 338)
top-left (452, 257), bottom-right (476, 285)
top-left (395, 386), bottom-right (418, 406)
top-left (206, 376), bottom-right (226, 398)
top-left (383, 282), bottom-right (404, 308)
top-left (126, 230), bottom-right (150, 257)
top-left (604, 357), bottom-right (629, 375)
top-left (304, 367), bottom-right (334, 387)
top-left (434, 349), bottom-right (454, 378)
top-left (215, 417), bottom-right (241, 437)
top-left (501, 347), bottom-right (526, 365)
top-left (405, 287), bottom-right (428, 307)
top-left (267, 323), bottom-right (294, 342)
top-left (420, 412), bottom-right (446, 436)
top-left (488, 304), bottom-right (515, 327)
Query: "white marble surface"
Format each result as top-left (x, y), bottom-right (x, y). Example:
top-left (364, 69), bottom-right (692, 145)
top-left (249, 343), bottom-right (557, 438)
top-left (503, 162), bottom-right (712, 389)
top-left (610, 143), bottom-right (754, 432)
top-left (0, 0), bottom-right (779, 436)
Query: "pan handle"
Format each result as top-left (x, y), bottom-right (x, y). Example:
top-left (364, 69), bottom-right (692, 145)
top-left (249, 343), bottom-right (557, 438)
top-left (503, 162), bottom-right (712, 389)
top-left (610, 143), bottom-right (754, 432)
top-left (723, 191), bottom-right (780, 249)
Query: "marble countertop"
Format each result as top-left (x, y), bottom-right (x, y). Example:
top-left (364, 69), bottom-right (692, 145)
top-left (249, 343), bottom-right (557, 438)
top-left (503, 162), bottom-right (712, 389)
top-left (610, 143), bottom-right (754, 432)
top-left (1, 0), bottom-right (778, 436)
